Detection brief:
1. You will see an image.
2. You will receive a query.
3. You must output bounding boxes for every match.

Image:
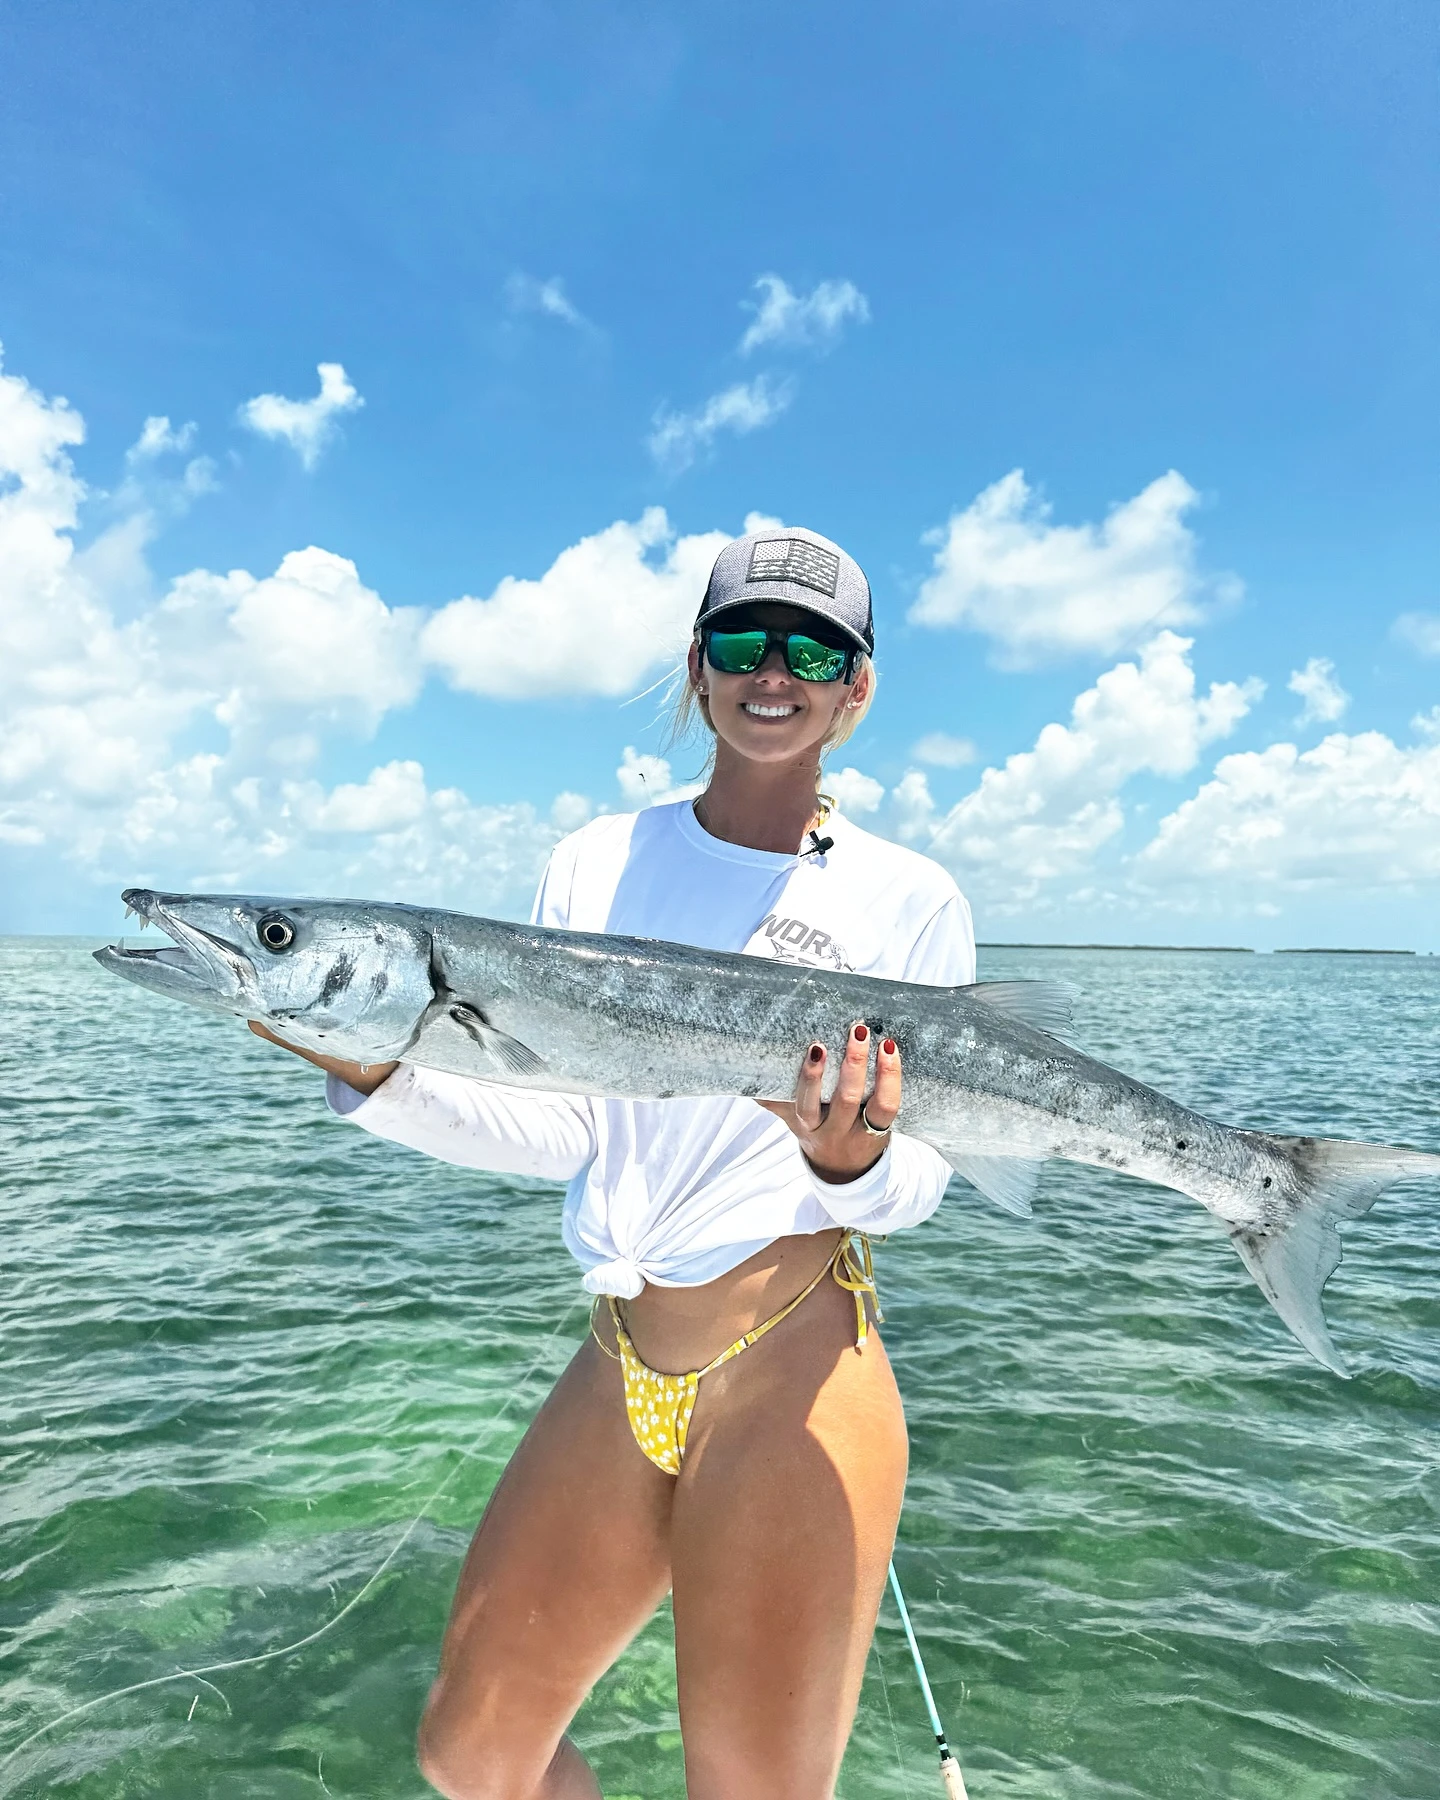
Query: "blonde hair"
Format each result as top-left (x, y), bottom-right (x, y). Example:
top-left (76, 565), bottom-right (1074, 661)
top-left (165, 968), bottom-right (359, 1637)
top-left (662, 632), bottom-right (877, 783)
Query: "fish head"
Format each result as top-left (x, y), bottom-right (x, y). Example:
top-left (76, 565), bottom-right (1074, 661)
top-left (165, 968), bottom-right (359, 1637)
top-left (95, 889), bottom-right (437, 1060)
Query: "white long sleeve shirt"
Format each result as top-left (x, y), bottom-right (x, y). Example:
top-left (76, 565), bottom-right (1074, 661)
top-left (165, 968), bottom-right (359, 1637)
top-left (329, 799), bottom-right (975, 1297)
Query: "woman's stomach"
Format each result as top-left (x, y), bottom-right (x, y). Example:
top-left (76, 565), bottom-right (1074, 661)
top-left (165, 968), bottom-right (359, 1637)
top-left (604, 1227), bottom-right (848, 1377)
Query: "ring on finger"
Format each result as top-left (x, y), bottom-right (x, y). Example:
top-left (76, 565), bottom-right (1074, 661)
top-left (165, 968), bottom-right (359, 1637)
top-left (859, 1104), bottom-right (891, 1137)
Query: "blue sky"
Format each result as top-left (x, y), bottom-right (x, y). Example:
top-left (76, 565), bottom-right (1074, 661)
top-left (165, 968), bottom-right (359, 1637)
top-left (2, 0), bottom-right (1438, 944)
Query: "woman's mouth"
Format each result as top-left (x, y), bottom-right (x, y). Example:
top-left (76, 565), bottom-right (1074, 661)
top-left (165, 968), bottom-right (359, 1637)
top-left (741, 702), bottom-right (799, 719)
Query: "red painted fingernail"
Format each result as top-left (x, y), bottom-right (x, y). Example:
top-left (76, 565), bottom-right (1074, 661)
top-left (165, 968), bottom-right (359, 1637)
top-left (883, 1038), bottom-right (896, 1055)
top-left (854, 1024), bottom-right (868, 1042)
top-left (808, 1044), bottom-right (824, 1063)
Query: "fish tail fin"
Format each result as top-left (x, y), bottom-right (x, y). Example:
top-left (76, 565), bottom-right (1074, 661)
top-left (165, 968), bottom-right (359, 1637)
top-left (1231, 1137), bottom-right (1440, 1375)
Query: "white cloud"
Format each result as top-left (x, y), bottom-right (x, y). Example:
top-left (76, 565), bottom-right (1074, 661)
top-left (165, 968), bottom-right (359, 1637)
top-left (0, 344), bottom-right (88, 665)
top-left (901, 633), bottom-right (1261, 895)
top-left (166, 547), bottom-right (425, 732)
top-left (738, 275), bottom-right (870, 355)
top-left (115, 419), bottom-right (217, 534)
top-left (1139, 731), bottom-right (1440, 891)
top-left (0, 350), bottom-right (193, 823)
top-left (1287, 656), bottom-right (1349, 725)
top-left (827, 766), bottom-right (885, 815)
top-left (1413, 706), bottom-right (1440, 742)
top-left (911, 469), bottom-right (1225, 666)
top-left (238, 362), bottom-right (363, 470)
top-left (101, 756), bottom-right (578, 914)
top-left (889, 769), bottom-right (938, 845)
top-left (616, 746), bottom-right (702, 808)
top-left (298, 760), bottom-right (430, 833)
top-left (422, 509), bottom-right (730, 700)
top-left (504, 273), bottom-right (596, 334)
top-left (551, 790), bottom-right (593, 833)
top-left (6, 342), bottom-right (1280, 927)
top-left (128, 416), bottom-right (197, 461)
top-left (911, 731), bottom-right (976, 768)
top-left (0, 350), bottom-right (740, 912)
top-left (1392, 612), bottom-right (1440, 657)
top-left (647, 376), bottom-right (793, 475)
top-left (30, 341), bottom-right (1438, 942)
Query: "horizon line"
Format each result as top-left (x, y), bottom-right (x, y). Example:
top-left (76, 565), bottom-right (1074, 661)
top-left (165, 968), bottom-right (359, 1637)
top-left (979, 942), bottom-right (1425, 955)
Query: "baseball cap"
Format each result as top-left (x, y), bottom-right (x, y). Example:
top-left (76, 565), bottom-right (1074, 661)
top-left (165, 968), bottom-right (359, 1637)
top-left (695, 526), bottom-right (874, 656)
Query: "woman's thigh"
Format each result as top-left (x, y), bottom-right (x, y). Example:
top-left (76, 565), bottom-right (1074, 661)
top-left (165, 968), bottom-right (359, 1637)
top-left (669, 1279), bottom-right (910, 1800)
top-left (418, 1335), bottom-right (675, 1799)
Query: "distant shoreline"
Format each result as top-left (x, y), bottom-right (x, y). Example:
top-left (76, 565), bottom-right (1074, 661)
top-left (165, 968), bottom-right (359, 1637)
top-left (980, 942), bottom-right (1253, 953)
top-left (980, 943), bottom-right (1423, 955)
top-left (1274, 947), bottom-right (1417, 956)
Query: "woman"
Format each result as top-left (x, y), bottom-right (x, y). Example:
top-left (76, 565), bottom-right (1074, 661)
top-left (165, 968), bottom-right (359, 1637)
top-left (254, 526), bottom-right (975, 1800)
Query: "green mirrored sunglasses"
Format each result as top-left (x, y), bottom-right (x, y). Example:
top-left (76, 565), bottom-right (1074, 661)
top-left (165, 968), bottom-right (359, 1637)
top-left (702, 627), bottom-right (856, 683)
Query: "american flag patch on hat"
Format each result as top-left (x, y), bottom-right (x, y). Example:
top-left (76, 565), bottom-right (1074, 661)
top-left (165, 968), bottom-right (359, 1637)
top-left (746, 537), bottom-right (841, 598)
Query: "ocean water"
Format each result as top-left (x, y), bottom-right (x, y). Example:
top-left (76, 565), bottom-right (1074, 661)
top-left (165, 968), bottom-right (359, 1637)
top-left (2, 937), bottom-right (1438, 1800)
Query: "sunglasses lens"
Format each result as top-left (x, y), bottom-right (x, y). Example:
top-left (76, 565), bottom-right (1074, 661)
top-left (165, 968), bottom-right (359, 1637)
top-left (785, 635), bottom-right (850, 682)
top-left (705, 630), bottom-right (769, 673)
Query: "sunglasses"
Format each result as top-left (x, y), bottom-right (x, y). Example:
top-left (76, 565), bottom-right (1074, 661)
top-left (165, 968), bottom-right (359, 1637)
top-left (702, 626), bottom-right (857, 684)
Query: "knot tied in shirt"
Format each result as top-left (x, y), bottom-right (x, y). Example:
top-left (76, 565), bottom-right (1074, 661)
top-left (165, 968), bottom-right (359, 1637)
top-left (582, 1255), bottom-right (646, 1299)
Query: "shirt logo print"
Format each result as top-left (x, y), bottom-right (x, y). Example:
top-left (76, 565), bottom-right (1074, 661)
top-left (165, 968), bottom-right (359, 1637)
top-left (756, 913), bottom-right (853, 972)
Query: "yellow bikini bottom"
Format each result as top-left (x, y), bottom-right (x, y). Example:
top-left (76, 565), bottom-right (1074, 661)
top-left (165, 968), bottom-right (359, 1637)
top-left (591, 1231), bottom-right (880, 1476)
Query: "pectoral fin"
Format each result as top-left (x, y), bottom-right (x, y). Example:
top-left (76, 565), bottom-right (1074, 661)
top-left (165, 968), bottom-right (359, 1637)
top-left (447, 1004), bottom-right (548, 1078)
top-left (941, 1150), bottom-right (1046, 1218)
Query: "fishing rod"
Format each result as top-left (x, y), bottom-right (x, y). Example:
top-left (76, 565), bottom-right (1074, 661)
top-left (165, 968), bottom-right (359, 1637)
top-left (888, 1560), bottom-right (969, 1798)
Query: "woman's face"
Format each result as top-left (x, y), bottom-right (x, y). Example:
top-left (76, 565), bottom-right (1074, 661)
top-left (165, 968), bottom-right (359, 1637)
top-left (688, 602), bottom-right (868, 767)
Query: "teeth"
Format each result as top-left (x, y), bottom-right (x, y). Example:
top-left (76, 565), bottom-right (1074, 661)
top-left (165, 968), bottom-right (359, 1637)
top-left (743, 703), bottom-right (798, 718)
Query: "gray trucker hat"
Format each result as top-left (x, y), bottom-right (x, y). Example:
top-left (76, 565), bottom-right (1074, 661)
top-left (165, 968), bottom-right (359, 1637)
top-left (695, 526), bottom-right (874, 656)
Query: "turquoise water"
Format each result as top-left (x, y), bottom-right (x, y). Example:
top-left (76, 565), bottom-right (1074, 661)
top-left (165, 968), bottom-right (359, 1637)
top-left (3, 938), bottom-right (1438, 1799)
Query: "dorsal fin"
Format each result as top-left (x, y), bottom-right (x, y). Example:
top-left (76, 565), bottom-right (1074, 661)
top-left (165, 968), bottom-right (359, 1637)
top-left (966, 979), bottom-right (1074, 1037)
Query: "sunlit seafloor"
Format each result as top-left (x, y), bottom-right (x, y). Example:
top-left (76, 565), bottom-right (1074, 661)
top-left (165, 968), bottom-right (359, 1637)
top-left (3, 940), bottom-right (1438, 1798)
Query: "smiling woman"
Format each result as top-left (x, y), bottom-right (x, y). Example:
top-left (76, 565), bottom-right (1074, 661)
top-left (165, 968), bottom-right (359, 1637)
top-left (668, 530), bottom-right (877, 793)
top-left (230, 524), bottom-right (979, 1800)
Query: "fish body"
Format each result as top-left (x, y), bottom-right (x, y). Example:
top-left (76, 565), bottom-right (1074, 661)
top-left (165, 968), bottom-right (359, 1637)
top-left (97, 888), bottom-right (1440, 1375)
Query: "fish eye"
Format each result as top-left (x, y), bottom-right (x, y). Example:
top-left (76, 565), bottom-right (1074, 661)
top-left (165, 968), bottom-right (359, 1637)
top-left (257, 913), bottom-right (296, 952)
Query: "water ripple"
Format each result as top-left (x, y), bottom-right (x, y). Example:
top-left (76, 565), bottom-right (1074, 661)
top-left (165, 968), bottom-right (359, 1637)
top-left (2, 940), bottom-right (1437, 1796)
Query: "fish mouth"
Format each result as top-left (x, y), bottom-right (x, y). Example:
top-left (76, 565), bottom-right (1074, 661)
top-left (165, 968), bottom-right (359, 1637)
top-left (94, 888), bottom-right (254, 1007)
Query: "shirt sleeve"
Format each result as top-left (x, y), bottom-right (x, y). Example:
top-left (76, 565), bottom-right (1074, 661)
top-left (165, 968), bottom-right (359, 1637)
top-left (529, 833), bottom-right (576, 928)
top-left (901, 889), bottom-right (976, 986)
top-left (810, 1132), bottom-right (953, 1233)
top-left (327, 1064), bottom-right (596, 1182)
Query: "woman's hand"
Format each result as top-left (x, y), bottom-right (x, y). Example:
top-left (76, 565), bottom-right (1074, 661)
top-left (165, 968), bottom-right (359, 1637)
top-left (247, 1020), bottom-right (398, 1097)
top-left (757, 1023), bottom-right (899, 1184)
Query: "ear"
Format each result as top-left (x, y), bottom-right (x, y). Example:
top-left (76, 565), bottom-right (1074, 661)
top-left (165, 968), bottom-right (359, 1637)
top-left (846, 660), bottom-right (872, 709)
top-left (687, 638), bottom-right (705, 693)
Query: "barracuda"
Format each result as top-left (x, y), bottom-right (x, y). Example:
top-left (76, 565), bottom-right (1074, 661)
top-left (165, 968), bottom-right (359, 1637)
top-left (97, 886), bottom-right (1440, 1376)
